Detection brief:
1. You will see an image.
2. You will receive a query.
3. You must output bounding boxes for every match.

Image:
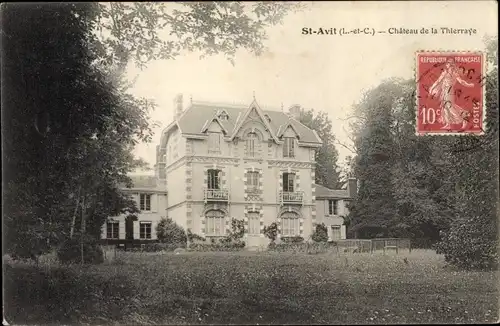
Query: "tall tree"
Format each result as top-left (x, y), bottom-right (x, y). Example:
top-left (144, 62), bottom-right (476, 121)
top-left (348, 80), bottom-right (404, 238)
top-left (297, 109), bottom-right (342, 189)
top-left (436, 37), bottom-right (499, 269)
top-left (2, 2), bottom-right (302, 259)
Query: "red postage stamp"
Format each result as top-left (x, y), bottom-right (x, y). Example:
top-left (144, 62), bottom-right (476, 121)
top-left (416, 51), bottom-right (485, 135)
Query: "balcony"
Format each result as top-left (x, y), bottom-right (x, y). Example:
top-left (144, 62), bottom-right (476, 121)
top-left (280, 191), bottom-right (304, 205)
top-left (204, 188), bottom-right (229, 202)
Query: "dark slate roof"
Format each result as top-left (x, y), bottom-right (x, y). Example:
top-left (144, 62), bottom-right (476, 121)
top-left (120, 175), bottom-right (166, 193)
top-left (314, 183), bottom-right (351, 199)
top-left (176, 102), bottom-right (321, 144)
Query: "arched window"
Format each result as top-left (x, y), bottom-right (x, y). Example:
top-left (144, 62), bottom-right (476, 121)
top-left (281, 212), bottom-right (299, 237)
top-left (246, 132), bottom-right (258, 157)
top-left (206, 210), bottom-right (225, 236)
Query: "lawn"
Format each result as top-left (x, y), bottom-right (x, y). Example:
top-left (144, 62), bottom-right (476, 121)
top-left (3, 249), bottom-right (499, 325)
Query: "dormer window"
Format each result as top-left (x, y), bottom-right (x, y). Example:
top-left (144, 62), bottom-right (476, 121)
top-left (283, 137), bottom-right (295, 158)
top-left (217, 110), bottom-right (229, 121)
top-left (245, 132), bottom-right (258, 157)
top-left (264, 114), bottom-right (271, 122)
top-left (208, 132), bottom-right (222, 154)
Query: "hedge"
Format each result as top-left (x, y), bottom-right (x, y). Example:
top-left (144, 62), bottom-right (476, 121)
top-left (188, 242), bottom-right (245, 252)
top-left (127, 243), bottom-right (186, 252)
top-left (268, 242), bottom-right (338, 254)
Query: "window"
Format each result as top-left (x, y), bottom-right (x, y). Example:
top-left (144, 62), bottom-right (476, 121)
top-left (281, 212), bottom-right (299, 237)
top-left (140, 222), bottom-right (152, 239)
top-left (106, 221), bottom-right (119, 239)
top-left (331, 226), bottom-right (341, 241)
top-left (140, 194), bottom-right (151, 211)
top-left (282, 173), bottom-right (295, 192)
top-left (206, 210), bottom-right (225, 236)
top-left (328, 200), bottom-right (338, 215)
top-left (208, 132), bottom-right (221, 154)
top-left (283, 137), bottom-right (295, 158)
top-left (207, 169), bottom-right (220, 189)
top-left (248, 212), bottom-right (260, 235)
top-left (246, 171), bottom-right (260, 191)
top-left (246, 132), bottom-right (258, 157)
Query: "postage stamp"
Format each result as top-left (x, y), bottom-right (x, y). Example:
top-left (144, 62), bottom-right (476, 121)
top-left (415, 51), bottom-right (485, 136)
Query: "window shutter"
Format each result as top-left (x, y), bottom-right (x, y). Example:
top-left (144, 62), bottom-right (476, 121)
top-left (119, 221), bottom-right (126, 239)
top-left (133, 221), bottom-right (140, 239)
top-left (341, 225), bottom-right (346, 239)
top-left (151, 194), bottom-right (157, 213)
top-left (151, 221), bottom-right (158, 240)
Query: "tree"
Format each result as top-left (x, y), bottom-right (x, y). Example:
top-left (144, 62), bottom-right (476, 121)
top-left (3, 2), bottom-right (301, 260)
top-left (297, 109), bottom-right (342, 189)
top-left (436, 37), bottom-right (499, 269)
top-left (263, 223), bottom-right (278, 244)
top-left (348, 80), bottom-right (402, 238)
top-left (93, 2), bottom-right (304, 68)
top-left (311, 223), bottom-right (328, 243)
top-left (156, 217), bottom-right (187, 246)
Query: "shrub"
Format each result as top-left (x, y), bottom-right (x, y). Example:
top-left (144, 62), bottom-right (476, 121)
top-left (281, 236), bottom-right (304, 243)
top-left (268, 242), bottom-right (337, 254)
top-left (436, 215), bottom-right (498, 270)
top-left (57, 236), bottom-right (104, 264)
top-left (156, 217), bottom-right (187, 246)
top-left (218, 218), bottom-right (245, 244)
top-left (142, 243), bottom-right (184, 252)
top-left (311, 223), bottom-right (328, 242)
top-left (188, 242), bottom-right (245, 252)
top-left (187, 229), bottom-right (206, 242)
top-left (263, 222), bottom-right (278, 243)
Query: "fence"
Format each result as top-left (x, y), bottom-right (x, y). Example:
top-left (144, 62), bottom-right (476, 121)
top-left (335, 238), bottom-right (411, 254)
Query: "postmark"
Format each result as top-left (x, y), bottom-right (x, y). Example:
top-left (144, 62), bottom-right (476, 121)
top-left (415, 51), bottom-right (485, 136)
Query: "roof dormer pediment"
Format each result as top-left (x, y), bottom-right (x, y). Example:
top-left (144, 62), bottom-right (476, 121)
top-left (201, 112), bottom-right (228, 135)
top-left (230, 99), bottom-right (279, 143)
top-left (277, 121), bottom-right (301, 140)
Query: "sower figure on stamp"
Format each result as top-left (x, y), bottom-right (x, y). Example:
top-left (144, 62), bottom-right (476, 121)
top-left (429, 58), bottom-right (474, 129)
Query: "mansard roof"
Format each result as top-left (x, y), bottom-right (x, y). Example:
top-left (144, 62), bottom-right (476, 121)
top-left (175, 101), bottom-right (322, 146)
top-left (314, 183), bottom-right (351, 199)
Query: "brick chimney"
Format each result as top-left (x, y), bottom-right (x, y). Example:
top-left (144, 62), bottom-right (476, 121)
top-left (347, 178), bottom-right (358, 198)
top-left (174, 94), bottom-right (183, 121)
top-left (288, 104), bottom-right (301, 120)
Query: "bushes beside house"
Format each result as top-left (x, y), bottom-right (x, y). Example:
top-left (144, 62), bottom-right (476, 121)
top-left (268, 241), bottom-right (337, 254)
top-left (281, 236), bottom-right (304, 243)
top-left (311, 223), bottom-right (328, 242)
top-left (156, 217), bottom-right (187, 248)
top-left (189, 218), bottom-right (246, 252)
top-left (187, 229), bottom-right (206, 243)
top-left (188, 242), bottom-right (246, 252)
top-left (263, 222), bottom-right (278, 244)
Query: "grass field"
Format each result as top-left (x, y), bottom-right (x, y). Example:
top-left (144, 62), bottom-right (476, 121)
top-left (4, 249), bottom-right (499, 325)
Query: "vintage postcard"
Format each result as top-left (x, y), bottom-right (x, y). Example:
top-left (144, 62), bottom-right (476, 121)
top-left (2, 1), bottom-right (498, 325)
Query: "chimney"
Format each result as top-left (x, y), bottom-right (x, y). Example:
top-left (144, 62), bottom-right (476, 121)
top-left (347, 178), bottom-right (358, 199)
top-left (288, 104), bottom-right (301, 120)
top-left (174, 94), bottom-right (183, 121)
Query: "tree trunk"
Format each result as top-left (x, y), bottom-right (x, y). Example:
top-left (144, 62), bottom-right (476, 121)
top-left (69, 186), bottom-right (82, 239)
top-left (80, 194), bottom-right (86, 265)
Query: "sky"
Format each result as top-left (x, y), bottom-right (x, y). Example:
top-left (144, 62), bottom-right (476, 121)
top-left (126, 1), bottom-right (498, 174)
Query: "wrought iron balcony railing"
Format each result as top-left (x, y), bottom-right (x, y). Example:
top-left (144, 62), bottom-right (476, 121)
top-left (204, 188), bottom-right (229, 202)
top-left (280, 191), bottom-right (304, 205)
